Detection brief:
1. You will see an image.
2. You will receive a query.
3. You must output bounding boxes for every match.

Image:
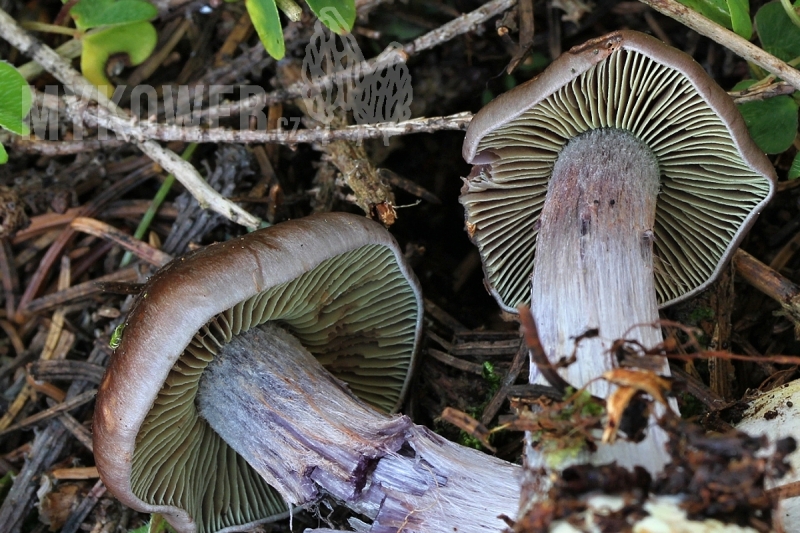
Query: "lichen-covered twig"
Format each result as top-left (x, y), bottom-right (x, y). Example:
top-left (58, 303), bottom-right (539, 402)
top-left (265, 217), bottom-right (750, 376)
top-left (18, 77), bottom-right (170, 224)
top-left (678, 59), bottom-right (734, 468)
top-left (75, 106), bottom-right (473, 144)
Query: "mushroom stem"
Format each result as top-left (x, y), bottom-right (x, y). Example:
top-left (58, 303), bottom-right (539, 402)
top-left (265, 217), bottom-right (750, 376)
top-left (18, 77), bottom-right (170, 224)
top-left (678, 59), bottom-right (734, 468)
top-left (197, 323), bottom-right (520, 533)
top-left (529, 128), bottom-right (672, 472)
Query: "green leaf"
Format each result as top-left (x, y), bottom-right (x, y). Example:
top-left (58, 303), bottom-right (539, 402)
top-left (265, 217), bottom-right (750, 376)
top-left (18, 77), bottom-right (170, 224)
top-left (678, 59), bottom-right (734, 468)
top-left (306, 0), bottom-right (356, 34)
top-left (70, 0), bottom-right (157, 31)
top-left (0, 471), bottom-right (13, 502)
top-left (82, 21), bottom-right (157, 97)
top-left (727, 0), bottom-right (752, 38)
top-left (737, 89), bottom-right (799, 154)
top-left (247, 0), bottom-right (285, 60)
top-left (0, 62), bottom-right (31, 137)
top-left (677, 0), bottom-right (733, 29)
top-left (0, 144), bottom-right (7, 164)
top-left (756, 1), bottom-right (800, 60)
top-left (789, 152), bottom-right (800, 179)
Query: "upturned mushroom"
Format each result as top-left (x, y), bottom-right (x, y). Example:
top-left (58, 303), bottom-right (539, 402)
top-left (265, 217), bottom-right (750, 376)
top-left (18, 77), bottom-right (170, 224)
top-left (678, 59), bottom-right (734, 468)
top-left (93, 212), bottom-right (520, 533)
top-left (461, 30), bottom-right (776, 470)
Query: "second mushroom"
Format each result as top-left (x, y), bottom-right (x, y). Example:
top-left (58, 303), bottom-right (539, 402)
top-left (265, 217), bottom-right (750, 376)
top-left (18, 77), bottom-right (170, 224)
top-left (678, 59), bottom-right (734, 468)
top-left (462, 30), bottom-right (776, 471)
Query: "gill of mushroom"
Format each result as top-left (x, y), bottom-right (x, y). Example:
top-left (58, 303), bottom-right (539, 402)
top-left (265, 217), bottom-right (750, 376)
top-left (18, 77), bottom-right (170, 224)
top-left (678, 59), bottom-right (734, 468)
top-left (461, 30), bottom-right (776, 474)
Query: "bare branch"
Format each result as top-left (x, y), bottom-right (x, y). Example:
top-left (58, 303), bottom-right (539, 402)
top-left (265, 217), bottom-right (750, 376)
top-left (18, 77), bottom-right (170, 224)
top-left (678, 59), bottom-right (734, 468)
top-left (76, 105), bottom-right (473, 144)
top-left (729, 81), bottom-right (797, 104)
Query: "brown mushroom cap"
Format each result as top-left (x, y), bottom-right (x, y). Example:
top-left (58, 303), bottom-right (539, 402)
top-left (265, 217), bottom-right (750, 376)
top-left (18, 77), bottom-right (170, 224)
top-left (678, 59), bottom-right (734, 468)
top-left (93, 212), bottom-right (423, 533)
top-left (462, 30), bottom-right (776, 313)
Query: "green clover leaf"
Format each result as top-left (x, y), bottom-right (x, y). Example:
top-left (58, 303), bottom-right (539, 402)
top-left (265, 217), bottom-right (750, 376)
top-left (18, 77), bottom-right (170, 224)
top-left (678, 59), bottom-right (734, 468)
top-left (81, 21), bottom-right (157, 97)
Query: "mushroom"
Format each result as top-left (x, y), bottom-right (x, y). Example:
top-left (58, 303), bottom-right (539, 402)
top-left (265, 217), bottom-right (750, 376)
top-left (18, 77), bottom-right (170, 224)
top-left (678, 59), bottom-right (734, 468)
top-left (461, 30), bottom-right (776, 470)
top-left (93, 212), bottom-right (520, 533)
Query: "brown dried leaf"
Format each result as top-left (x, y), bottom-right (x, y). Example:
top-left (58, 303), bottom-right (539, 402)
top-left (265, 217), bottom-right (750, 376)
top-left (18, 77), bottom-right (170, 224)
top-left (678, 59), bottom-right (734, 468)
top-left (602, 386), bottom-right (639, 444)
top-left (602, 368), bottom-right (672, 406)
top-left (37, 482), bottom-right (84, 531)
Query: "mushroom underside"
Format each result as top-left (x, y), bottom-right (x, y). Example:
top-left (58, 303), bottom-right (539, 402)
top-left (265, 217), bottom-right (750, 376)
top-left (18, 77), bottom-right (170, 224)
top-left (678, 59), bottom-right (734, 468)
top-left (131, 243), bottom-right (419, 533)
top-left (461, 46), bottom-right (772, 313)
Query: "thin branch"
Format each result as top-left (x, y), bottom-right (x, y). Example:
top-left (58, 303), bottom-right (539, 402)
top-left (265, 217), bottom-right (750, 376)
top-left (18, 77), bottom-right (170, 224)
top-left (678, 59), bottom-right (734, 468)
top-left (729, 81), bottom-right (797, 104)
top-left (6, 136), bottom-right (127, 155)
top-left (0, 8), bottom-right (261, 230)
top-left (517, 304), bottom-right (574, 395)
top-left (0, 389), bottom-right (97, 438)
top-left (69, 217), bottom-right (173, 267)
top-left (77, 106), bottom-right (473, 144)
top-left (638, 0), bottom-right (800, 90)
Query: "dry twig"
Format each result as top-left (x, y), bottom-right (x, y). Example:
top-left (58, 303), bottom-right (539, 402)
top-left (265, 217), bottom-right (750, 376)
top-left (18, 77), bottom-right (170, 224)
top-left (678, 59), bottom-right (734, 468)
top-left (77, 107), bottom-right (473, 145)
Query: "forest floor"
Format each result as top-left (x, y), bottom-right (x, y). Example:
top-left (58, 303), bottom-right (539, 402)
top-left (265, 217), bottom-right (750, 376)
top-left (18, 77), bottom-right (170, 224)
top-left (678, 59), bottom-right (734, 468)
top-left (0, 0), bottom-right (799, 531)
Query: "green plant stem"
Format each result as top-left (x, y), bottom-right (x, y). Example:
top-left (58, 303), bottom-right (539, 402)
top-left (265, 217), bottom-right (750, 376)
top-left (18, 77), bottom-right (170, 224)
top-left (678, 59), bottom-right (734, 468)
top-left (20, 21), bottom-right (78, 37)
top-left (120, 143), bottom-right (198, 267)
top-left (781, 0), bottom-right (800, 28)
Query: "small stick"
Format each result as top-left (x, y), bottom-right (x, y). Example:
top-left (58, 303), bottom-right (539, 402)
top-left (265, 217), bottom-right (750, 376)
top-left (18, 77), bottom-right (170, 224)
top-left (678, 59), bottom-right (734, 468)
top-left (669, 350), bottom-right (800, 366)
top-left (424, 297), bottom-right (468, 332)
top-left (506, 0), bottom-right (534, 73)
top-left (0, 389), bottom-right (96, 438)
top-left (517, 304), bottom-right (573, 395)
top-left (481, 342), bottom-right (529, 425)
top-left (51, 466), bottom-right (100, 480)
top-left (770, 231), bottom-right (800, 271)
top-left (730, 81), bottom-right (796, 104)
top-left (733, 248), bottom-right (800, 336)
top-left (214, 12), bottom-right (253, 67)
top-left (59, 479), bottom-right (106, 533)
top-left (24, 268), bottom-right (139, 315)
top-left (69, 217), bottom-right (173, 267)
top-left (11, 201), bottom-right (177, 244)
top-left (6, 137), bottom-right (127, 156)
top-left (0, 239), bottom-right (18, 319)
top-left (427, 348), bottom-right (486, 375)
top-left (80, 106), bottom-right (474, 145)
